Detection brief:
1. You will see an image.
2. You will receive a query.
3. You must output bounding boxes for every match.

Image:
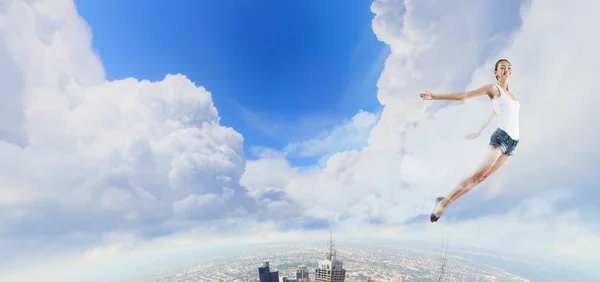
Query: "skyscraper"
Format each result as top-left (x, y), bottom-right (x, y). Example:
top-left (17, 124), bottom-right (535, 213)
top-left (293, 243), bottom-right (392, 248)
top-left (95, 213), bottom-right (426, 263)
top-left (314, 233), bottom-right (346, 282)
top-left (296, 265), bottom-right (309, 282)
top-left (258, 261), bottom-right (280, 282)
top-left (270, 271), bottom-right (280, 282)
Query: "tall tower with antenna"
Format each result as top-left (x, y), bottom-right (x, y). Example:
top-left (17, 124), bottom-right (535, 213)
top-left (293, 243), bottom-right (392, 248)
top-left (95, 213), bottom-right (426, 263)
top-left (436, 233), bottom-right (450, 282)
top-left (314, 232), bottom-right (346, 282)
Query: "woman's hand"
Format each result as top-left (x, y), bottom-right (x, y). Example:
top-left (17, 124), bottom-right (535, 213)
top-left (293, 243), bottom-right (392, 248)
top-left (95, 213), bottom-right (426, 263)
top-left (419, 90), bottom-right (434, 100)
top-left (464, 132), bottom-right (480, 139)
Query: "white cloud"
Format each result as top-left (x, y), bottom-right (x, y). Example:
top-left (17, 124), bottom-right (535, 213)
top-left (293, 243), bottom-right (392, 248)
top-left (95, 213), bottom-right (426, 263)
top-left (0, 0), bottom-right (255, 270)
top-left (240, 154), bottom-right (298, 200)
top-left (0, 220), bottom-right (310, 281)
top-left (284, 110), bottom-right (379, 160)
top-left (241, 0), bottom-right (600, 275)
top-left (244, 0), bottom-right (531, 224)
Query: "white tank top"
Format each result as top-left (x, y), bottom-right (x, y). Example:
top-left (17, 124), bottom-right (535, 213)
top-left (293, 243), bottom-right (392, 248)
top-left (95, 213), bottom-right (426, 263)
top-left (492, 84), bottom-right (520, 140)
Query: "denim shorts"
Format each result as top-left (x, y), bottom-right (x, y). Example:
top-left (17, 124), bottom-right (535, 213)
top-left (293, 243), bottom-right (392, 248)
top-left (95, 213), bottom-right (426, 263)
top-left (489, 128), bottom-right (519, 156)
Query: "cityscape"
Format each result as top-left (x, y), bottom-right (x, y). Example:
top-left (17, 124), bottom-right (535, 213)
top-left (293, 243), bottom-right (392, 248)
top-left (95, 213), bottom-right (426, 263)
top-left (132, 235), bottom-right (550, 282)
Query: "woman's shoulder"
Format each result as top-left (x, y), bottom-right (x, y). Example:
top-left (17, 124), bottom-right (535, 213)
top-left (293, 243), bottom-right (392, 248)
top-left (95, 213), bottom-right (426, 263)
top-left (483, 83), bottom-right (501, 99)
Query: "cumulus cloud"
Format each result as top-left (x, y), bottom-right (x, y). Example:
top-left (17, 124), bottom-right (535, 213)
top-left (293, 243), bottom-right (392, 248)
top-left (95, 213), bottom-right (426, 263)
top-left (241, 152), bottom-right (298, 200)
top-left (245, 0), bottom-right (529, 224)
top-left (0, 0), bottom-right (256, 269)
top-left (242, 0), bottom-right (600, 274)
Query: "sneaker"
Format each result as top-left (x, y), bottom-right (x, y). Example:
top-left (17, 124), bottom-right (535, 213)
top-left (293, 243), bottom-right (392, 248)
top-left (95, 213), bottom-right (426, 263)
top-left (430, 197), bottom-right (445, 223)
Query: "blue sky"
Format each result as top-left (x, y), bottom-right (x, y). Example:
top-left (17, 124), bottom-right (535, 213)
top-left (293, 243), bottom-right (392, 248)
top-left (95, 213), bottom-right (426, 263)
top-left (75, 0), bottom-right (388, 164)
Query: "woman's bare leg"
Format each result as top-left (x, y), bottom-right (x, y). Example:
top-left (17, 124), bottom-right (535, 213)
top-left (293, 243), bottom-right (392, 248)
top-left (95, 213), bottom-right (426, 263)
top-left (431, 145), bottom-right (504, 220)
top-left (447, 153), bottom-right (509, 203)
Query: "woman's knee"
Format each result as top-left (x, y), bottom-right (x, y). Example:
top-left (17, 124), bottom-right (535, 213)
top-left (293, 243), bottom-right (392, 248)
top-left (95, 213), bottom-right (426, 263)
top-left (470, 171), bottom-right (487, 184)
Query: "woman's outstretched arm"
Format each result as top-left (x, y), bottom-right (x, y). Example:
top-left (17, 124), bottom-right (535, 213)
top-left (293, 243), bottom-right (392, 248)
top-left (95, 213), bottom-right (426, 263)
top-left (420, 84), bottom-right (496, 101)
top-left (465, 111), bottom-right (496, 139)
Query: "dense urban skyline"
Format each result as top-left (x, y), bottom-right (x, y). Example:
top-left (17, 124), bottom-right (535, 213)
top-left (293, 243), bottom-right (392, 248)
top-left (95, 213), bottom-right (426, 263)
top-left (127, 239), bottom-right (593, 282)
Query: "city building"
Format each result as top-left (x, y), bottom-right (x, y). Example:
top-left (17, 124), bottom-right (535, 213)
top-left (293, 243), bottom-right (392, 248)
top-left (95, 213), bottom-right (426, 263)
top-left (296, 265), bottom-right (309, 282)
top-left (314, 234), bottom-right (346, 282)
top-left (258, 261), bottom-right (280, 282)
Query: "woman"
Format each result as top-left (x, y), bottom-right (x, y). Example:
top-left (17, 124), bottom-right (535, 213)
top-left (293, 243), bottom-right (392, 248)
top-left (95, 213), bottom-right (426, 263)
top-left (418, 59), bottom-right (520, 223)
